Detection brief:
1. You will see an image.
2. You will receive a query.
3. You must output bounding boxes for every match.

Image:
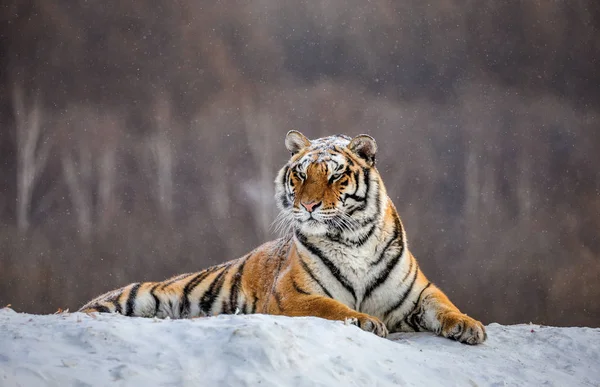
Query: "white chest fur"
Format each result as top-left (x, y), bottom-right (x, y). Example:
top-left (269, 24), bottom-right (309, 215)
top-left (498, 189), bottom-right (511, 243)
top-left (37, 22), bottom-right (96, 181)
top-left (296, 227), bottom-right (410, 313)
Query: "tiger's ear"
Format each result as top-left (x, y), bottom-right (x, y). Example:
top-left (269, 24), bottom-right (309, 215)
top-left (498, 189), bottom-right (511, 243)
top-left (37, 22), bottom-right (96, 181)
top-left (348, 134), bottom-right (377, 166)
top-left (285, 130), bottom-right (311, 155)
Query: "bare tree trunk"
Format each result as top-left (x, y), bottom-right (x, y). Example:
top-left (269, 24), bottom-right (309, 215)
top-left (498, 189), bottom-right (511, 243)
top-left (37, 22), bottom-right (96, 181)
top-left (98, 148), bottom-right (117, 232)
top-left (144, 97), bottom-right (174, 221)
top-left (464, 146), bottom-right (481, 227)
top-left (61, 146), bottom-right (93, 241)
top-left (12, 85), bottom-right (52, 233)
top-left (516, 153), bottom-right (533, 224)
top-left (149, 133), bottom-right (173, 220)
top-left (241, 102), bottom-right (276, 240)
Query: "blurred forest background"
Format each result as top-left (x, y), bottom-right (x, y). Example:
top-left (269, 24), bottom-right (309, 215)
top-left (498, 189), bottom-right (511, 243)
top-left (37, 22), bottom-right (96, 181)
top-left (0, 0), bottom-right (599, 327)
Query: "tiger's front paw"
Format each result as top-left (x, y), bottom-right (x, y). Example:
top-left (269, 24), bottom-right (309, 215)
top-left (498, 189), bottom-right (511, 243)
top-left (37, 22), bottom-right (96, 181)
top-left (348, 314), bottom-right (388, 338)
top-left (440, 312), bottom-right (487, 345)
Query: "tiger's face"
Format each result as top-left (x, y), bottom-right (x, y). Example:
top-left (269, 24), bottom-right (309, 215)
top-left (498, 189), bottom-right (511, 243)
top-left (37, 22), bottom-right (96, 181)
top-left (275, 131), bottom-right (380, 237)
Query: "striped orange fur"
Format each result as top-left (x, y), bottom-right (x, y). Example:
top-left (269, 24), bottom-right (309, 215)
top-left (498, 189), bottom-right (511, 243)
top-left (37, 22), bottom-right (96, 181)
top-left (80, 131), bottom-right (486, 344)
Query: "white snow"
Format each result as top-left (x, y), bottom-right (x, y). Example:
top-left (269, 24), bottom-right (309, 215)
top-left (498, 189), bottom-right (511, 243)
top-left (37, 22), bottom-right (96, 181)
top-left (0, 307), bottom-right (598, 386)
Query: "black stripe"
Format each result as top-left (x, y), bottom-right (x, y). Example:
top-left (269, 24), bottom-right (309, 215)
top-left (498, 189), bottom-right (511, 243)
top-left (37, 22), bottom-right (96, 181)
top-left (221, 300), bottom-right (229, 314)
top-left (359, 214), bottom-right (405, 307)
top-left (415, 282), bottom-right (432, 304)
top-left (94, 305), bottom-right (110, 313)
top-left (199, 265), bottom-right (231, 315)
top-left (366, 169), bottom-right (379, 214)
top-left (161, 273), bottom-right (194, 289)
top-left (346, 173), bottom-right (381, 236)
top-left (281, 165), bottom-right (289, 188)
top-left (404, 312), bottom-right (421, 332)
top-left (266, 248), bottom-right (287, 313)
top-left (324, 231), bottom-right (345, 245)
top-left (383, 264), bottom-right (419, 319)
top-left (299, 256), bottom-right (332, 298)
top-left (360, 247), bottom-right (407, 310)
top-left (327, 185), bottom-right (382, 239)
top-left (347, 169), bottom-right (372, 216)
top-left (343, 193), bottom-right (366, 204)
top-left (370, 213), bottom-right (402, 267)
top-left (370, 176), bottom-right (382, 223)
top-left (405, 283), bottom-right (431, 330)
top-left (408, 282), bottom-right (432, 323)
top-left (273, 290), bottom-right (283, 311)
top-left (338, 148), bottom-right (355, 167)
top-left (149, 283), bottom-right (161, 316)
top-left (229, 260), bottom-right (247, 314)
top-left (111, 298), bottom-right (123, 314)
top-left (357, 214), bottom-right (379, 227)
top-left (355, 224), bottom-right (376, 246)
top-left (279, 194), bottom-right (290, 208)
top-left (179, 267), bottom-right (218, 316)
top-left (292, 277), bottom-right (311, 295)
top-left (296, 231), bottom-right (356, 302)
top-left (179, 271), bottom-right (209, 316)
top-left (344, 170), bottom-right (362, 200)
top-left (327, 160), bottom-right (342, 184)
top-left (125, 283), bottom-right (141, 316)
top-left (280, 166), bottom-right (292, 208)
top-left (326, 223), bottom-right (376, 248)
top-left (250, 292), bottom-right (258, 313)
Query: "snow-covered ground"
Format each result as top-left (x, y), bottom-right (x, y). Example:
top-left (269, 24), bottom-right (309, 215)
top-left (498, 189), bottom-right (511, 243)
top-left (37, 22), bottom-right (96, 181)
top-left (0, 307), bottom-right (598, 387)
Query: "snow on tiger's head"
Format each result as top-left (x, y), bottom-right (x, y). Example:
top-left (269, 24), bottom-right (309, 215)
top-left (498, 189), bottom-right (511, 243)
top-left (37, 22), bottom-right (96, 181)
top-left (274, 131), bottom-right (382, 237)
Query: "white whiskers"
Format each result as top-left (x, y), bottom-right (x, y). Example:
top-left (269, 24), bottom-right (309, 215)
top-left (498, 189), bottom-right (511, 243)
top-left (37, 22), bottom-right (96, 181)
top-left (320, 209), bottom-right (360, 233)
top-left (271, 209), bottom-right (297, 237)
top-left (273, 206), bottom-right (362, 237)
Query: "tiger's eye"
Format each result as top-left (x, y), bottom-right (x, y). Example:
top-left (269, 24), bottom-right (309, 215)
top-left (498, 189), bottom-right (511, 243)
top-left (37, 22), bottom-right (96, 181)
top-left (329, 171), bottom-right (344, 184)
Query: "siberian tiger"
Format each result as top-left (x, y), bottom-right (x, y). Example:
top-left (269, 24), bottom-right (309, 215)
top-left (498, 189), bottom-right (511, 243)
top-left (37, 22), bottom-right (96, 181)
top-left (80, 131), bottom-right (486, 344)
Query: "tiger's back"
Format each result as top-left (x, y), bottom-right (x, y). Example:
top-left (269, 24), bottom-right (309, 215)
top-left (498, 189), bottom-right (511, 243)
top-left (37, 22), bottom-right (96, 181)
top-left (80, 238), bottom-right (292, 318)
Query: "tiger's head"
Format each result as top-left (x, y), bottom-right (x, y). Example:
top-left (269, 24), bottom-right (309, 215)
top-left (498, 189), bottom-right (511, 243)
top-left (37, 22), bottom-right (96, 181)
top-left (274, 130), bottom-right (384, 237)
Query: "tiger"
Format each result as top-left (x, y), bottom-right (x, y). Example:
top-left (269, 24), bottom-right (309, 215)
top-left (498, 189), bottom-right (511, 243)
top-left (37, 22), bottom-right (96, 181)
top-left (79, 131), bottom-right (487, 344)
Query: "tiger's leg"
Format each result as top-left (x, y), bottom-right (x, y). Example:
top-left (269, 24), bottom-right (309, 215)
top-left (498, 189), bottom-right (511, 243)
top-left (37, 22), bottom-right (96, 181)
top-left (267, 272), bottom-right (388, 337)
top-left (272, 293), bottom-right (388, 337)
top-left (406, 282), bottom-right (487, 345)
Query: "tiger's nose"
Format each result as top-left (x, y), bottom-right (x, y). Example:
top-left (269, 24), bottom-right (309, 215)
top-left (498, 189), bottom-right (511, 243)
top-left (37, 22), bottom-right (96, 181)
top-left (301, 200), bottom-right (322, 213)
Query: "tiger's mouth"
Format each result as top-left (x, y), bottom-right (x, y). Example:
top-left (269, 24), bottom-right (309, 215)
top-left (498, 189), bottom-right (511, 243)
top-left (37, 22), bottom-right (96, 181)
top-left (295, 209), bottom-right (361, 235)
top-left (293, 208), bottom-right (330, 229)
top-left (297, 212), bottom-right (323, 223)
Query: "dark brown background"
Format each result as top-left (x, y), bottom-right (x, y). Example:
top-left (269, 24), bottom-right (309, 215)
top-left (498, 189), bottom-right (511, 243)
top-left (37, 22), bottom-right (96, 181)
top-left (1, 0), bottom-right (599, 327)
